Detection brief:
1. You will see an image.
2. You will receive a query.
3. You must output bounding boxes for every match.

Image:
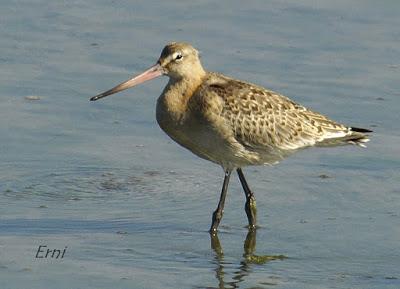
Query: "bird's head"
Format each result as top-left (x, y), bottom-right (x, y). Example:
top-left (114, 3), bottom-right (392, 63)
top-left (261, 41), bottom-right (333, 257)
top-left (90, 42), bottom-right (204, 101)
top-left (157, 42), bottom-right (203, 80)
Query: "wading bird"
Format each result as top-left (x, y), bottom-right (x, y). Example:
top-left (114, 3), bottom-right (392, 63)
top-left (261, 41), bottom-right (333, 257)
top-left (90, 42), bottom-right (371, 233)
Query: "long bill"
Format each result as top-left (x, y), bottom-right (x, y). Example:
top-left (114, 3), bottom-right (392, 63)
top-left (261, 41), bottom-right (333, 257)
top-left (90, 63), bottom-right (164, 101)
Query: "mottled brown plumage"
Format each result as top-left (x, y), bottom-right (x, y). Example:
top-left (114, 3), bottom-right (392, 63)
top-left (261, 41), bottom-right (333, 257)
top-left (91, 42), bottom-right (371, 232)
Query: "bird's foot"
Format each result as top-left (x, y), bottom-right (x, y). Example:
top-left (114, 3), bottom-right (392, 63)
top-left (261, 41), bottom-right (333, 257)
top-left (209, 209), bottom-right (223, 234)
top-left (245, 196), bottom-right (257, 229)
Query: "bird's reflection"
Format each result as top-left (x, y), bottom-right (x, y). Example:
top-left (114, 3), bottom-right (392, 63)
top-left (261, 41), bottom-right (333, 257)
top-left (210, 230), bottom-right (286, 289)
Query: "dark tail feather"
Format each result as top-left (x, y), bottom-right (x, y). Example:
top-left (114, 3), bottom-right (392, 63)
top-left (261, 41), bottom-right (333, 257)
top-left (317, 126), bottom-right (372, 148)
top-left (347, 127), bottom-right (372, 147)
top-left (351, 127), bottom-right (373, 133)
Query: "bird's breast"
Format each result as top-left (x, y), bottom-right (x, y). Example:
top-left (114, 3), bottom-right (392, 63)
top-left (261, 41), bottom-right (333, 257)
top-left (155, 93), bottom-right (262, 169)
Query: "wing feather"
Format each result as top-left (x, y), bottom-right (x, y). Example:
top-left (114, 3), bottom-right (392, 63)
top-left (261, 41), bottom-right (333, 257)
top-left (202, 74), bottom-right (354, 151)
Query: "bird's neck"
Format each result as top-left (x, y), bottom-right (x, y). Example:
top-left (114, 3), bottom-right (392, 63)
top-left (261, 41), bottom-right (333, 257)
top-left (158, 70), bottom-right (206, 123)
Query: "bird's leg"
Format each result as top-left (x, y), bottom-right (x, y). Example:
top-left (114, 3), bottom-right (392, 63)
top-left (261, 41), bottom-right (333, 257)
top-left (237, 168), bottom-right (257, 229)
top-left (209, 170), bottom-right (232, 234)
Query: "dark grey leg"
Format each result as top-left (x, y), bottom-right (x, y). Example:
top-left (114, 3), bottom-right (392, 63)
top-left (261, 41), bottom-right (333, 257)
top-left (237, 168), bottom-right (257, 229)
top-left (209, 170), bottom-right (232, 234)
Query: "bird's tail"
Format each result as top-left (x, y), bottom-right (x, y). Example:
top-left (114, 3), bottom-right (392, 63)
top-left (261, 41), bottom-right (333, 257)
top-left (317, 127), bottom-right (372, 148)
top-left (345, 127), bottom-right (372, 148)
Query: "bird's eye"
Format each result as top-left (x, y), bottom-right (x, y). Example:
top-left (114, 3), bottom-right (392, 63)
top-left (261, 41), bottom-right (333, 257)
top-left (175, 53), bottom-right (183, 60)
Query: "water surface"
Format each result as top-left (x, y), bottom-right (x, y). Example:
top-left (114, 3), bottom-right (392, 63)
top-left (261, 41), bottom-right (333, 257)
top-left (1, 1), bottom-right (399, 288)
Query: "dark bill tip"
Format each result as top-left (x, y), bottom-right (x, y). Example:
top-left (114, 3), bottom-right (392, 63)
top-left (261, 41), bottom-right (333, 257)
top-left (90, 94), bottom-right (104, 101)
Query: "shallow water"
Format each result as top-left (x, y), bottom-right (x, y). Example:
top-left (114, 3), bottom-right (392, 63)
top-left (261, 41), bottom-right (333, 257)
top-left (1, 1), bottom-right (399, 288)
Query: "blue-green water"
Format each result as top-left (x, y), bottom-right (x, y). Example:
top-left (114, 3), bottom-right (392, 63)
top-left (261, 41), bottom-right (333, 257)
top-left (1, 1), bottom-right (399, 288)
